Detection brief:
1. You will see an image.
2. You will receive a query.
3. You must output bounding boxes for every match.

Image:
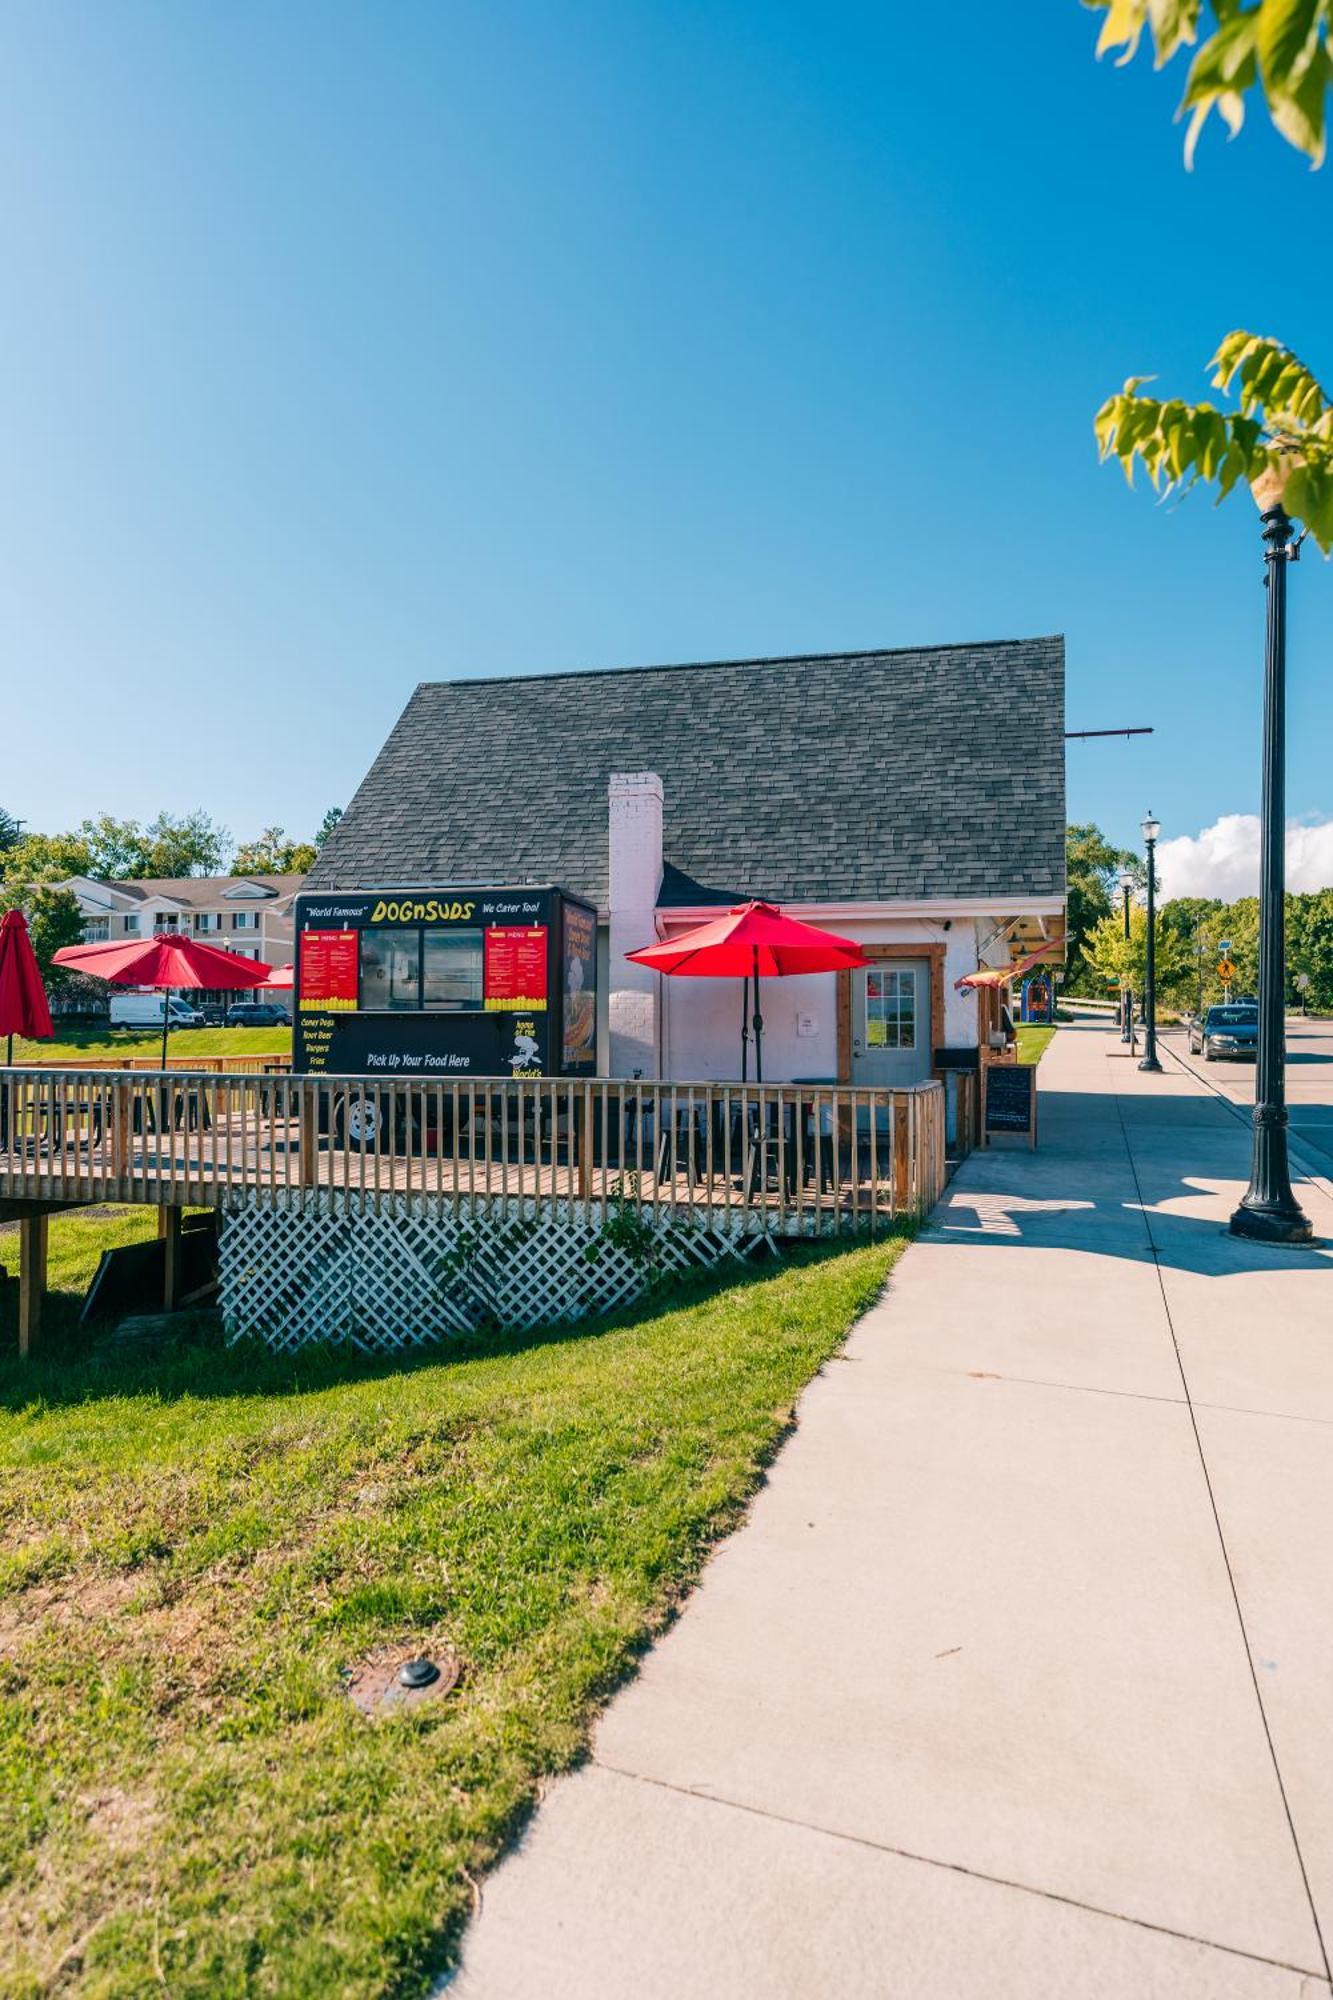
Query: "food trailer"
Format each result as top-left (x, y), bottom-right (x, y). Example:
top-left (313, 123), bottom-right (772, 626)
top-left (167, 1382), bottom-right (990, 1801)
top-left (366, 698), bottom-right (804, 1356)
top-left (292, 884), bottom-right (598, 1098)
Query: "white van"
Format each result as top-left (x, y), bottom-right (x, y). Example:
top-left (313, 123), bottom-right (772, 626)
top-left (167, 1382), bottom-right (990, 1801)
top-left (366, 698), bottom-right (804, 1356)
top-left (110, 992), bottom-right (206, 1029)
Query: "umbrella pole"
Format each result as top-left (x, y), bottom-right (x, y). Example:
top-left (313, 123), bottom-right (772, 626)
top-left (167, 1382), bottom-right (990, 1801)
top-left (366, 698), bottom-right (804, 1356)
top-left (162, 991), bottom-right (170, 1071)
top-left (752, 947), bottom-right (764, 1084)
top-left (741, 975), bottom-right (748, 1083)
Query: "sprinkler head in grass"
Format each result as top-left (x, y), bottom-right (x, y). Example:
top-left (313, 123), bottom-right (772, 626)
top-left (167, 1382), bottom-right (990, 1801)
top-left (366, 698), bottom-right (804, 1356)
top-left (397, 1657), bottom-right (441, 1691)
top-left (345, 1644), bottom-right (460, 1715)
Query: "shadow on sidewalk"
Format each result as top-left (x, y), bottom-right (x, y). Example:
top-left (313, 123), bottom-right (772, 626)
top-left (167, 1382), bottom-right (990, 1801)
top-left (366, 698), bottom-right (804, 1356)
top-left (930, 1085), bottom-right (1333, 1281)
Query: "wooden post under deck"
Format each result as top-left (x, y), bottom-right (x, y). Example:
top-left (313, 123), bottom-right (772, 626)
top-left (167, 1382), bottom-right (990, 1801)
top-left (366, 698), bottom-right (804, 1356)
top-left (159, 1204), bottom-right (184, 1311)
top-left (18, 1213), bottom-right (47, 1358)
top-left (299, 1092), bottom-right (318, 1188)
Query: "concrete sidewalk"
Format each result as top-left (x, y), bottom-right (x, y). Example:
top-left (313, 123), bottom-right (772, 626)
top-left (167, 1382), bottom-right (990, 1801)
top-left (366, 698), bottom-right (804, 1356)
top-left (448, 1023), bottom-right (1333, 1998)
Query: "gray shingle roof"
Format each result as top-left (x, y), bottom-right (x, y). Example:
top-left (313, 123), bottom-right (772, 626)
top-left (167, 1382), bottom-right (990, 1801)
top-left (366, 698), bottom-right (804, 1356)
top-left (99, 874), bottom-right (302, 907)
top-left (308, 638), bottom-right (1065, 908)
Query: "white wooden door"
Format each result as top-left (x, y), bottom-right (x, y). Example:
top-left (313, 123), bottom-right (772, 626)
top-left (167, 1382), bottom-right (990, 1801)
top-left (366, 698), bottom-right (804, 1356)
top-left (851, 961), bottom-right (931, 1087)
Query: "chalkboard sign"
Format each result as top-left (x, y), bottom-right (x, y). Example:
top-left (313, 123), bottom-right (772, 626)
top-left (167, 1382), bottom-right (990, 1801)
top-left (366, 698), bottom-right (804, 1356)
top-left (983, 1061), bottom-right (1036, 1146)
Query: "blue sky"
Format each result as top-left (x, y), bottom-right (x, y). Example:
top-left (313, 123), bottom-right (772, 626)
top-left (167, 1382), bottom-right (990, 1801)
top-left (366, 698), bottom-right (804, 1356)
top-left (2, 1), bottom-right (1328, 875)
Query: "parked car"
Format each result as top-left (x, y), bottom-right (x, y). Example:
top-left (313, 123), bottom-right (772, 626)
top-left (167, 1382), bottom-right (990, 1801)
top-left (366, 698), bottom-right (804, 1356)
top-left (1188, 1003), bottom-right (1259, 1061)
top-left (110, 992), bottom-right (206, 1029)
top-left (197, 1002), bottom-right (228, 1027)
top-left (226, 1001), bottom-right (291, 1027)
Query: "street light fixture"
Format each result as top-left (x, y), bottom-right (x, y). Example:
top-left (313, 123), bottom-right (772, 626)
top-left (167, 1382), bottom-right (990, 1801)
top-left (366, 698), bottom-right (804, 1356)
top-left (1119, 867), bottom-right (1135, 1046)
top-left (1230, 501), bottom-right (1314, 1245)
top-left (1138, 814), bottom-right (1162, 1074)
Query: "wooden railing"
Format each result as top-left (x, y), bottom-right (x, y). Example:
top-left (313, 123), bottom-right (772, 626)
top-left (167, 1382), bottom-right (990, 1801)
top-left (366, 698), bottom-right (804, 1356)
top-left (4, 1052), bottom-right (290, 1075)
top-left (0, 1069), bottom-right (950, 1233)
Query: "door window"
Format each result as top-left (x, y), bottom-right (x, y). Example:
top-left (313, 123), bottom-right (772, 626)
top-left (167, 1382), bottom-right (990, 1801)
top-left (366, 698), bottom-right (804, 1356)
top-left (865, 968), bottom-right (916, 1049)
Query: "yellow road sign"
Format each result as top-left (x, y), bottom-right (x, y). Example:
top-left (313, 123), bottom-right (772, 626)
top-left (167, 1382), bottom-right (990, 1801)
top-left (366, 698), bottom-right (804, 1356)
top-left (1217, 957), bottom-right (1236, 982)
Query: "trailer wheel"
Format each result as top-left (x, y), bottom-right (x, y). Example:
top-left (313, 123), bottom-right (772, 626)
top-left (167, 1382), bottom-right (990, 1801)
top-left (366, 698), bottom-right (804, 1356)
top-left (335, 1093), bottom-right (382, 1152)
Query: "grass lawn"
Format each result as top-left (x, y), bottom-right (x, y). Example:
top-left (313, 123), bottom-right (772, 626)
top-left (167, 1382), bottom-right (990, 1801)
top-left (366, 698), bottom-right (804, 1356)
top-left (5, 1024), bottom-right (290, 1065)
top-left (0, 1211), bottom-right (909, 1998)
top-left (1015, 1024), bottom-right (1056, 1065)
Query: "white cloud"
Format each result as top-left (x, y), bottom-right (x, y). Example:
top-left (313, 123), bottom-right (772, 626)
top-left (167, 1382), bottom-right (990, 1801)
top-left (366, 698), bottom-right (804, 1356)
top-left (1156, 814), bottom-right (1333, 900)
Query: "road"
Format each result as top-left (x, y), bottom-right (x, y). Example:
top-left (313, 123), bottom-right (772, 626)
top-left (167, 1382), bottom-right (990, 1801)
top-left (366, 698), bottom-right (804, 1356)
top-left (1161, 1014), bottom-right (1333, 1185)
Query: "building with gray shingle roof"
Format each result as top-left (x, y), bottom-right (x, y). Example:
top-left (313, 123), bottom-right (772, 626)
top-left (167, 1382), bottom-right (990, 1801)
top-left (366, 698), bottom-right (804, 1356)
top-left (310, 638), bottom-right (1064, 909)
top-left (306, 638), bottom-right (1065, 1082)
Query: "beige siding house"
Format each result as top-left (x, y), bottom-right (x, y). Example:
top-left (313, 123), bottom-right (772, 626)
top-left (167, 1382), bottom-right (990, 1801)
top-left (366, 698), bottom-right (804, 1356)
top-left (58, 874), bottom-right (304, 991)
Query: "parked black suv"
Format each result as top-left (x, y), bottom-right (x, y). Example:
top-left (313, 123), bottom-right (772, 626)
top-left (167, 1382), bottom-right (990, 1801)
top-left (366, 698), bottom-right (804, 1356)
top-left (226, 1001), bottom-right (291, 1027)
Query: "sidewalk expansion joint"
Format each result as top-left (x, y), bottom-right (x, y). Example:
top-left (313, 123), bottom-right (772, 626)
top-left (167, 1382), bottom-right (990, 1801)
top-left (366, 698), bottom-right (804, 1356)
top-left (937, 1364), bottom-right (1333, 1429)
top-left (591, 1755), bottom-right (1331, 1985)
top-left (1110, 1071), bottom-right (1333, 1987)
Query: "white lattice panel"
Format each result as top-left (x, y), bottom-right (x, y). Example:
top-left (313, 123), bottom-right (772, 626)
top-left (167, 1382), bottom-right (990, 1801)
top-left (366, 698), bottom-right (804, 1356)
top-left (217, 1191), bottom-right (776, 1352)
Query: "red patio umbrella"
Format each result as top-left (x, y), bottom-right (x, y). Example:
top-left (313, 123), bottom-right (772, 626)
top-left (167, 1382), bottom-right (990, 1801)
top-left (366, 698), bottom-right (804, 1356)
top-left (259, 961), bottom-right (294, 988)
top-left (53, 933), bottom-right (271, 1067)
top-left (626, 900), bottom-right (870, 1082)
top-left (0, 908), bottom-right (54, 1064)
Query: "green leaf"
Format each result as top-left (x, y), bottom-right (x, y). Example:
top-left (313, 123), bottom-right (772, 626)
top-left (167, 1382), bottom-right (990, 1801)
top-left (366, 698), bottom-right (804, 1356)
top-left (1256, 0), bottom-right (1322, 92)
top-left (1266, 39), bottom-right (1330, 161)
top-left (1091, 0), bottom-right (1152, 62)
top-left (1147, 0), bottom-right (1205, 63)
top-left (1283, 460), bottom-right (1333, 552)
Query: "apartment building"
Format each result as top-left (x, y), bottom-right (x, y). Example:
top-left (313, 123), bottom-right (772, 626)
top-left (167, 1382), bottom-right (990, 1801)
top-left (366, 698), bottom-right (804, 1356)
top-left (58, 874), bottom-right (304, 991)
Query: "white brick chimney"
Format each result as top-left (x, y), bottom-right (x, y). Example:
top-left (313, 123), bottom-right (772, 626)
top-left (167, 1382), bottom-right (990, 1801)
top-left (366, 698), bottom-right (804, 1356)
top-left (608, 771), bottom-right (664, 1078)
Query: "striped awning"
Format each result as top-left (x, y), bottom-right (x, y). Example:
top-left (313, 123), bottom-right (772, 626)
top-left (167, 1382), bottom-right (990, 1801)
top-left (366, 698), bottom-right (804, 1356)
top-left (955, 942), bottom-right (1062, 992)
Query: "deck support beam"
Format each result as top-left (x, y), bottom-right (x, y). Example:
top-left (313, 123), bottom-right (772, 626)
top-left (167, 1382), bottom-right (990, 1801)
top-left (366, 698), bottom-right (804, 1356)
top-left (159, 1204), bottom-right (185, 1311)
top-left (18, 1212), bottom-right (48, 1358)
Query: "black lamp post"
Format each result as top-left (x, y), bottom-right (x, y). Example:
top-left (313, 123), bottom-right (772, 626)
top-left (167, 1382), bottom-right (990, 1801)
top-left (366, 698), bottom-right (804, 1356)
top-left (1230, 504), bottom-right (1313, 1244)
top-left (1119, 867), bottom-right (1135, 1045)
top-left (1138, 814), bottom-right (1162, 1074)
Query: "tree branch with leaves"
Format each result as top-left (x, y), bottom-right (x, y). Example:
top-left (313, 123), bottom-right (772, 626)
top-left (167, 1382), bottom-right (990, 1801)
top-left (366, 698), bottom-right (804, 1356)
top-left (1095, 331), bottom-right (1333, 551)
top-left (1085, 0), bottom-right (1331, 166)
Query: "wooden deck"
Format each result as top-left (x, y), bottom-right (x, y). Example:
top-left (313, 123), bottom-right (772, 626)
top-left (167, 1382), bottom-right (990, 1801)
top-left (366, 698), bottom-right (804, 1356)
top-left (0, 1069), bottom-right (959, 1234)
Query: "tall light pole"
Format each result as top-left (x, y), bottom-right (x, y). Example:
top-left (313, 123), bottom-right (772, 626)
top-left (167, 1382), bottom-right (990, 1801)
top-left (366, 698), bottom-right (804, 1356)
top-left (1119, 867), bottom-right (1135, 1045)
top-left (1230, 505), bottom-right (1313, 1244)
top-left (1138, 814), bottom-right (1162, 1074)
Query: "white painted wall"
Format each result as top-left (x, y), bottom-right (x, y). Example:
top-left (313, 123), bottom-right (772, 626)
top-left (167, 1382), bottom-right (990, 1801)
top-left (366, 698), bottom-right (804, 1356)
top-left (665, 966), bottom-right (837, 1082)
top-left (656, 914), bottom-right (991, 1084)
top-left (606, 772), bottom-right (664, 1078)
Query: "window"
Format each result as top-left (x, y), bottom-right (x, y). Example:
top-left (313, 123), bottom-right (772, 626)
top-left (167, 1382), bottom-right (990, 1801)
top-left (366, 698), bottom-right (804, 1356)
top-left (123, 914), bottom-right (140, 935)
top-left (354, 926), bottom-right (486, 1013)
top-left (360, 928), bottom-right (421, 1011)
top-left (865, 968), bottom-right (916, 1049)
top-left (231, 912), bottom-right (259, 931)
top-left (423, 930), bottom-right (483, 1010)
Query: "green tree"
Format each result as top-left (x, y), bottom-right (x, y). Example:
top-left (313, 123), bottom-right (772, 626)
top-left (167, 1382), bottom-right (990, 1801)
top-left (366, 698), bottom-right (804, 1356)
top-left (232, 827), bottom-right (315, 875)
top-left (1085, 0), bottom-right (1332, 167)
top-left (0, 830), bottom-right (95, 885)
top-left (1287, 888), bottom-right (1333, 1007)
top-left (0, 808), bottom-right (21, 856)
top-left (1065, 823), bottom-right (1141, 992)
top-left (1159, 895), bottom-right (1225, 1010)
top-left (77, 813), bottom-right (154, 879)
top-left (0, 879), bottom-right (86, 988)
top-left (314, 806), bottom-right (343, 848)
top-left (144, 811), bottom-right (231, 878)
top-left (1083, 902), bottom-right (1195, 1001)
